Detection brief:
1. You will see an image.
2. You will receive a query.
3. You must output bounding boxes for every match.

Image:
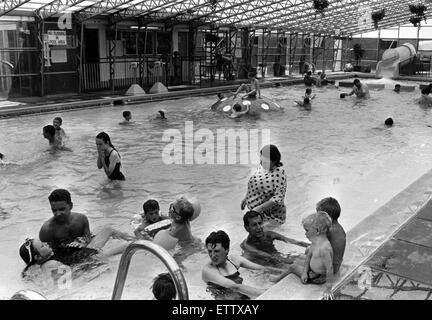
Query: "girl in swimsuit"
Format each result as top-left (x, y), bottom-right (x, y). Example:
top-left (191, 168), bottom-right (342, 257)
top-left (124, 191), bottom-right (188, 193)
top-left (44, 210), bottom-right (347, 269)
top-left (96, 132), bottom-right (125, 181)
top-left (202, 230), bottom-right (284, 299)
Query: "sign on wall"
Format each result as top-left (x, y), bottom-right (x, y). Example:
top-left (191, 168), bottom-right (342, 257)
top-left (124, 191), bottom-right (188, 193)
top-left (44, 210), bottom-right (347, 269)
top-left (47, 30), bottom-right (67, 46)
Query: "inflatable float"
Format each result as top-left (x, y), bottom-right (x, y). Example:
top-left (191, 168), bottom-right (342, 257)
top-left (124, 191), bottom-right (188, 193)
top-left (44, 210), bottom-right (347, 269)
top-left (211, 94), bottom-right (282, 118)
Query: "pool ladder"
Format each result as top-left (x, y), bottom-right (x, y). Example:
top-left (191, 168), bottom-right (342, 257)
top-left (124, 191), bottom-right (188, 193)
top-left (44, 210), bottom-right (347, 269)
top-left (10, 240), bottom-right (189, 300)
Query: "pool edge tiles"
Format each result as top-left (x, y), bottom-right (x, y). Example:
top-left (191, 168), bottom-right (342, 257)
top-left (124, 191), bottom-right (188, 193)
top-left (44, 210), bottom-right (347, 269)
top-left (258, 168), bottom-right (432, 300)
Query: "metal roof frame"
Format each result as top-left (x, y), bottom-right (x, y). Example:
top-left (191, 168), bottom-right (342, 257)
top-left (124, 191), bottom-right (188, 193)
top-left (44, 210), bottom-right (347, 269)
top-left (0, 0), bottom-right (429, 36)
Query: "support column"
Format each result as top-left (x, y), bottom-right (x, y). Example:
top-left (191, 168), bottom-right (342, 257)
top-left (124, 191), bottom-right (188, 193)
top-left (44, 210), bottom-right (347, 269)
top-left (37, 19), bottom-right (45, 96)
top-left (77, 22), bottom-right (84, 94)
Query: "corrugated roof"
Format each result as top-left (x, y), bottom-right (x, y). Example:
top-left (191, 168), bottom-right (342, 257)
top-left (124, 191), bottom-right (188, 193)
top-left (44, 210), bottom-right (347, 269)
top-left (0, 0), bottom-right (430, 35)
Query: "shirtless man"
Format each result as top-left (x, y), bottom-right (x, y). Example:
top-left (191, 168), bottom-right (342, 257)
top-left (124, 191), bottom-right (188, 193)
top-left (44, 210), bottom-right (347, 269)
top-left (39, 189), bottom-right (132, 257)
top-left (241, 210), bottom-right (308, 263)
top-left (347, 79), bottom-right (370, 98)
top-left (39, 189), bottom-right (91, 249)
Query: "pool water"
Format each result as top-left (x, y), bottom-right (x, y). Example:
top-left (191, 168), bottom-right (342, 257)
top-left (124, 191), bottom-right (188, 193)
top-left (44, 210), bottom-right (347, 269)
top-left (1, 79), bottom-right (432, 299)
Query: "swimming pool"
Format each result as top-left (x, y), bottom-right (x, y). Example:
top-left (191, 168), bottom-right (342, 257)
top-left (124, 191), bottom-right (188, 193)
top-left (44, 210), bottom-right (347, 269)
top-left (1, 78), bottom-right (432, 299)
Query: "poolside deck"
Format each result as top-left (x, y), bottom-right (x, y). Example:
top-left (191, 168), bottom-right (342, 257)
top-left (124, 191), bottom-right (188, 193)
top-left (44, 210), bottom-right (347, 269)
top-left (258, 168), bottom-right (432, 300)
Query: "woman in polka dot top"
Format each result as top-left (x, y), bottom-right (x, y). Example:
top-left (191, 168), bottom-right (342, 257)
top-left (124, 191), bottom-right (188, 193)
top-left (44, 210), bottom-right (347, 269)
top-left (241, 144), bottom-right (287, 224)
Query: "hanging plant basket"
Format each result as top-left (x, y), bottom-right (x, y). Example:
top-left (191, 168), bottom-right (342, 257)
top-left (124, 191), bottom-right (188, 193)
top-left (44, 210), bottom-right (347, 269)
top-left (313, 0), bottom-right (329, 15)
top-left (205, 33), bottom-right (219, 43)
top-left (409, 16), bottom-right (422, 27)
top-left (371, 9), bottom-right (385, 30)
top-left (409, 4), bottom-right (427, 22)
top-left (208, 0), bottom-right (218, 11)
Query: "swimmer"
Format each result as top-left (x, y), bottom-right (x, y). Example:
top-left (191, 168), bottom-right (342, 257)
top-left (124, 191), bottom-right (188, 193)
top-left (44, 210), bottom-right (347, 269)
top-left (96, 131), bottom-right (125, 181)
top-left (415, 88), bottom-right (432, 107)
top-left (20, 229), bottom-right (133, 275)
top-left (241, 210), bottom-right (308, 264)
top-left (384, 117), bottom-right (394, 127)
top-left (230, 102), bottom-right (250, 118)
top-left (340, 93), bottom-right (346, 99)
top-left (43, 125), bottom-right (64, 148)
top-left (0, 152), bottom-right (4, 164)
top-left (158, 109), bottom-right (167, 120)
top-left (234, 71), bottom-right (261, 100)
top-left (152, 273), bottom-right (176, 300)
top-left (202, 230), bottom-right (284, 299)
top-left (295, 97), bottom-right (311, 110)
top-left (304, 88), bottom-right (316, 100)
top-left (394, 84), bottom-right (401, 93)
top-left (134, 199), bottom-right (170, 239)
top-left (271, 211), bottom-right (335, 300)
top-left (119, 110), bottom-right (133, 125)
top-left (346, 79), bottom-right (370, 99)
top-left (53, 117), bottom-right (66, 145)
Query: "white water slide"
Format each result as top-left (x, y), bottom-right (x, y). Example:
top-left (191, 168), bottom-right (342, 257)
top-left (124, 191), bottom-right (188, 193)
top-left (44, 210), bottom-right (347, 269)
top-left (376, 43), bottom-right (416, 78)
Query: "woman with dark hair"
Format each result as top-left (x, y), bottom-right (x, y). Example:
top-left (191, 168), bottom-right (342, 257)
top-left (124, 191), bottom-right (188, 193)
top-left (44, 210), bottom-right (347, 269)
top-left (241, 144), bottom-right (288, 224)
top-left (96, 132), bottom-right (125, 180)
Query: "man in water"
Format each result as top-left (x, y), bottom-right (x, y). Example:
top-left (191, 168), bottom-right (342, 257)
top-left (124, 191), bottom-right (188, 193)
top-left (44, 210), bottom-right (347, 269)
top-left (39, 189), bottom-right (132, 251)
top-left (347, 79), bottom-right (370, 99)
top-left (241, 210), bottom-right (308, 265)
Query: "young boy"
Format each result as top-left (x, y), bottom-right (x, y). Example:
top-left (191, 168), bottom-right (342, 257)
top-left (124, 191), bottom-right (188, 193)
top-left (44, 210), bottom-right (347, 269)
top-left (241, 210), bottom-right (308, 262)
top-left (134, 199), bottom-right (170, 239)
top-left (303, 88), bottom-right (316, 100)
top-left (295, 97), bottom-right (311, 110)
top-left (53, 117), bottom-right (66, 145)
top-left (271, 211), bottom-right (334, 300)
top-left (316, 197), bottom-right (346, 274)
top-left (234, 71), bottom-right (261, 100)
top-left (394, 84), bottom-right (401, 93)
top-left (119, 111), bottom-right (133, 125)
top-left (43, 125), bottom-right (63, 148)
top-left (152, 273), bottom-right (176, 300)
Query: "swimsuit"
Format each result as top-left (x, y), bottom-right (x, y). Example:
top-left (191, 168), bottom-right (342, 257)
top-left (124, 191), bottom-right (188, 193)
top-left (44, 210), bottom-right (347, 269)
top-left (104, 149), bottom-right (125, 181)
top-left (307, 270), bottom-right (327, 284)
top-left (207, 257), bottom-right (249, 300)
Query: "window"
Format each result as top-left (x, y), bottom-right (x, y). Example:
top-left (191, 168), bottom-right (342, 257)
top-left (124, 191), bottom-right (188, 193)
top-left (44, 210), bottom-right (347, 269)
top-left (123, 31), bottom-right (137, 55)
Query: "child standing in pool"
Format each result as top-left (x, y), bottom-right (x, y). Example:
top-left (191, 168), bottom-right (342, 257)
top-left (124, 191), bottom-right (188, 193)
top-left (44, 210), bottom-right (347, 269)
top-left (119, 111), bottom-right (133, 125)
top-left (96, 132), bottom-right (125, 181)
top-left (134, 199), bottom-right (170, 239)
top-left (53, 117), bottom-right (66, 146)
top-left (295, 97), bottom-right (311, 110)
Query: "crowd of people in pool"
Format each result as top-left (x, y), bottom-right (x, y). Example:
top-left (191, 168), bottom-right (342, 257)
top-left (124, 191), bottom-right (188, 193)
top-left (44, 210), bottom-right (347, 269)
top-left (6, 73), bottom-right (432, 301)
top-left (15, 134), bottom-right (347, 300)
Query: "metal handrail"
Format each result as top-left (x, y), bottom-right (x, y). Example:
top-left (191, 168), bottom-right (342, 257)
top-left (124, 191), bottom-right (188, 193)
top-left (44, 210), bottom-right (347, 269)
top-left (111, 240), bottom-right (189, 300)
top-left (10, 289), bottom-right (47, 300)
